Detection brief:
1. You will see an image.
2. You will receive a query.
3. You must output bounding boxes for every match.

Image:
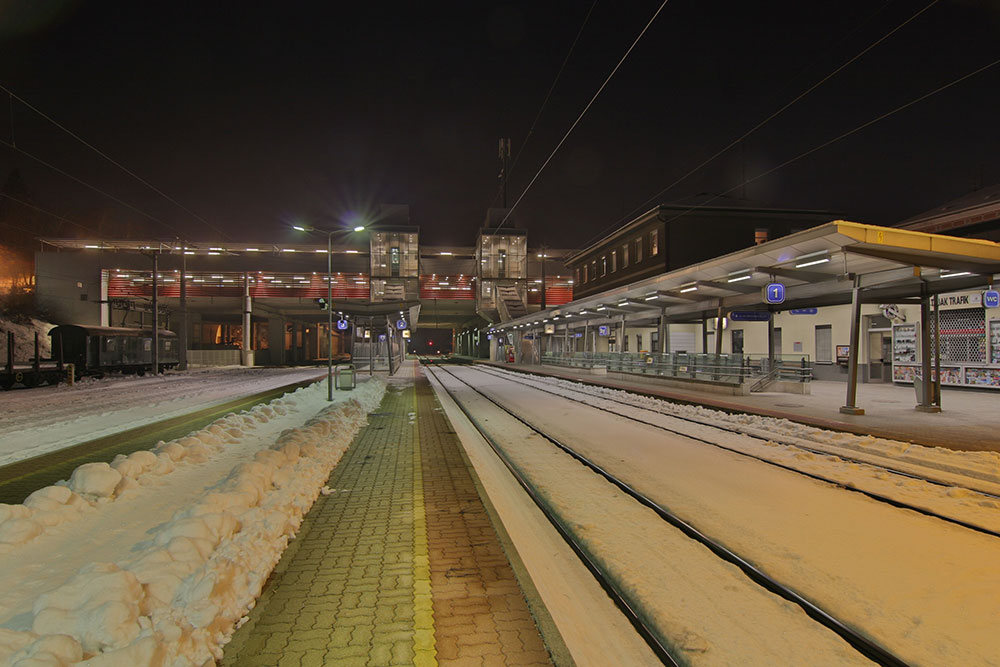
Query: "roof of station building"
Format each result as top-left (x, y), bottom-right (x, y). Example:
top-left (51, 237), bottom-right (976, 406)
top-left (489, 221), bottom-right (1000, 331)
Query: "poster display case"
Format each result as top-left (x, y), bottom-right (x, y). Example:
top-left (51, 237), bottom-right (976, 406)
top-left (892, 318), bottom-right (1000, 390)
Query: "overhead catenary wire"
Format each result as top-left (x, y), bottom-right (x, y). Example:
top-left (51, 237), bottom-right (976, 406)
top-left (497, 0), bottom-right (671, 230)
top-left (653, 57), bottom-right (1000, 229)
top-left (0, 192), bottom-right (95, 234)
top-left (490, 0), bottom-right (599, 209)
top-left (586, 0), bottom-right (942, 247)
top-left (0, 136), bottom-right (186, 239)
top-left (0, 83), bottom-right (230, 240)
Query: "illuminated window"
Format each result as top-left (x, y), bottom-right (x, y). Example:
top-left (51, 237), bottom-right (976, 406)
top-left (755, 228), bottom-right (769, 245)
top-left (582, 264), bottom-right (588, 283)
top-left (610, 250), bottom-right (617, 272)
top-left (591, 260), bottom-right (597, 281)
top-left (622, 244), bottom-right (629, 267)
top-left (600, 256), bottom-right (607, 276)
top-left (634, 237), bottom-right (642, 263)
top-left (575, 267), bottom-right (580, 284)
top-left (650, 229), bottom-right (659, 256)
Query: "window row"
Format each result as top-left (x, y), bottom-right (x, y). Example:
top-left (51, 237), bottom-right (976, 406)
top-left (576, 228), bottom-right (659, 285)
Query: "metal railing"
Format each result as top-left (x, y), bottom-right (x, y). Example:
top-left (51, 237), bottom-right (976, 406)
top-left (540, 351), bottom-right (812, 386)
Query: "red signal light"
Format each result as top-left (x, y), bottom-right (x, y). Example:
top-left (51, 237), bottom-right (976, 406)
top-left (428, 340), bottom-right (434, 346)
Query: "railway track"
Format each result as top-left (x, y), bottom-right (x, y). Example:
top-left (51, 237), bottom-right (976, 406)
top-left (0, 375), bottom-right (323, 504)
top-left (421, 358), bottom-right (913, 666)
top-left (468, 364), bottom-right (1000, 538)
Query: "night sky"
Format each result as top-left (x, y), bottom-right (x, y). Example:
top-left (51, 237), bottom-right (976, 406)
top-left (1, 0), bottom-right (998, 248)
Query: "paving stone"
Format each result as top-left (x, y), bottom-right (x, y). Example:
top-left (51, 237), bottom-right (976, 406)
top-left (221, 371), bottom-right (554, 667)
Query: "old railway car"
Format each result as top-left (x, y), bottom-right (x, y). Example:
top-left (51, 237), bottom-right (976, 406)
top-left (48, 325), bottom-right (179, 377)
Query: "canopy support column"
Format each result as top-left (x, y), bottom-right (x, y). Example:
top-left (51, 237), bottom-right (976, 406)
top-left (840, 278), bottom-right (864, 415)
top-left (916, 287), bottom-right (941, 412)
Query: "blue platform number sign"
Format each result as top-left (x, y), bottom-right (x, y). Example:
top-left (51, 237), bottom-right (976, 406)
top-left (378, 334), bottom-right (386, 341)
top-left (598, 325), bottom-right (610, 337)
top-left (984, 290), bottom-right (1000, 309)
top-left (396, 319), bottom-right (408, 330)
top-left (763, 282), bottom-right (786, 305)
top-left (335, 319), bottom-right (349, 331)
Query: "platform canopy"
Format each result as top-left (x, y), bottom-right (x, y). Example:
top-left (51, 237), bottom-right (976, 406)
top-left (490, 221), bottom-right (1000, 331)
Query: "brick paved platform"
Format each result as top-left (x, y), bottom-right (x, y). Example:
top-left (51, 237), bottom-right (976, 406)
top-left (222, 366), bottom-right (555, 666)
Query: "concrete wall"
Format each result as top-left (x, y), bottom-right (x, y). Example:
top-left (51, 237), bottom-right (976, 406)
top-left (35, 253), bottom-right (104, 325)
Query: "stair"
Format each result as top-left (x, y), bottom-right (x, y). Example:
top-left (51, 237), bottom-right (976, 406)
top-left (496, 283), bottom-right (527, 321)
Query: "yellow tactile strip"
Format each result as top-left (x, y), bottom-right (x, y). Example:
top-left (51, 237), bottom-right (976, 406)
top-left (414, 377), bottom-right (553, 666)
top-left (221, 376), bottom-right (553, 666)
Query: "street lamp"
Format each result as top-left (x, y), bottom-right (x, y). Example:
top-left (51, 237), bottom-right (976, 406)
top-left (294, 223), bottom-right (365, 400)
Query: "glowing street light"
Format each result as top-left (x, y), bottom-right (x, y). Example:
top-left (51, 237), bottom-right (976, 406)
top-left (294, 222), bottom-right (366, 400)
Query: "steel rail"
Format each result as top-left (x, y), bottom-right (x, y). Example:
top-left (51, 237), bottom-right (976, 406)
top-left (429, 360), bottom-right (909, 667)
top-left (474, 364), bottom-right (1000, 504)
top-left (0, 374), bottom-right (326, 504)
top-left (420, 359), bottom-right (681, 666)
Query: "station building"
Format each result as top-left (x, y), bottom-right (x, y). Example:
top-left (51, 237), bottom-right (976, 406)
top-left (32, 206), bottom-right (574, 369)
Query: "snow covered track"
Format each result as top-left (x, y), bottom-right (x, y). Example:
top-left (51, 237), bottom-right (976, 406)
top-left (426, 362), bottom-right (902, 667)
top-left (426, 361), bottom-right (1000, 666)
top-left (0, 377), bottom-right (386, 666)
top-left (0, 375), bottom-right (325, 505)
top-left (0, 366), bottom-right (329, 470)
top-left (470, 365), bottom-right (1000, 539)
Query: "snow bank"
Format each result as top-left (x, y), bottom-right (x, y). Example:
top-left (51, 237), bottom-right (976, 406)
top-left (0, 379), bottom-right (385, 666)
top-left (0, 315), bottom-right (54, 361)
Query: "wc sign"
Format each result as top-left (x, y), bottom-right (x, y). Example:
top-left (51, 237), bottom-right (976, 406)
top-left (984, 290), bottom-right (1000, 308)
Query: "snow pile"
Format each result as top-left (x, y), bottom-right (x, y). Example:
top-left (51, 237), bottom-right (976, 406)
top-left (0, 379), bottom-right (385, 666)
top-left (0, 315), bottom-right (54, 361)
top-left (0, 366), bottom-right (328, 469)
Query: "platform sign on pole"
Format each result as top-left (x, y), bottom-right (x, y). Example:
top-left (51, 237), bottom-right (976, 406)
top-left (336, 319), bottom-right (349, 331)
top-left (598, 325), bottom-right (610, 336)
top-left (984, 290), bottom-right (1000, 308)
top-left (789, 307), bottom-right (818, 315)
top-left (763, 282), bottom-right (786, 305)
top-left (396, 319), bottom-right (407, 330)
top-left (729, 311), bottom-right (771, 322)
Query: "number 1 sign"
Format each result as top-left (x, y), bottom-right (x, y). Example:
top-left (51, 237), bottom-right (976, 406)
top-left (763, 282), bottom-right (786, 304)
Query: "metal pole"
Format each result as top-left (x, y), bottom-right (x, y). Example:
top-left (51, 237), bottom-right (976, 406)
top-left (152, 253), bottom-right (159, 375)
top-left (916, 290), bottom-right (940, 412)
top-left (242, 272), bottom-right (251, 366)
top-left (933, 293), bottom-right (942, 409)
top-left (368, 317), bottom-right (373, 375)
top-left (840, 279), bottom-right (864, 415)
top-left (327, 231), bottom-right (333, 401)
top-left (179, 251), bottom-right (188, 371)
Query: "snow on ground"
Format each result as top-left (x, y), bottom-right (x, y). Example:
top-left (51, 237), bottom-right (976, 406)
top-left (473, 367), bottom-right (1000, 534)
top-left (0, 316), bottom-right (53, 361)
top-left (0, 377), bottom-right (385, 666)
top-left (445, 366), bottom-right (1000, 665)
top-left (0, 366), bottom-right (329, 467)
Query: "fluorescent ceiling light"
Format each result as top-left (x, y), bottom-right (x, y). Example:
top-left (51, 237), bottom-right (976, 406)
top-left (644, 295), bottom-right (659, 301)
top-left (345, 250), bottom-right (359, 254)
top-left (728, 274), bottom-right (752, 282)
top-left (245, 248), bottom-right (259, 252)
top-left (941, 271), bottom-right (970, 278)
top-left (679, 286), bottom-right (698, 293)
top-left (796, 257), bottom-right (830, 268)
